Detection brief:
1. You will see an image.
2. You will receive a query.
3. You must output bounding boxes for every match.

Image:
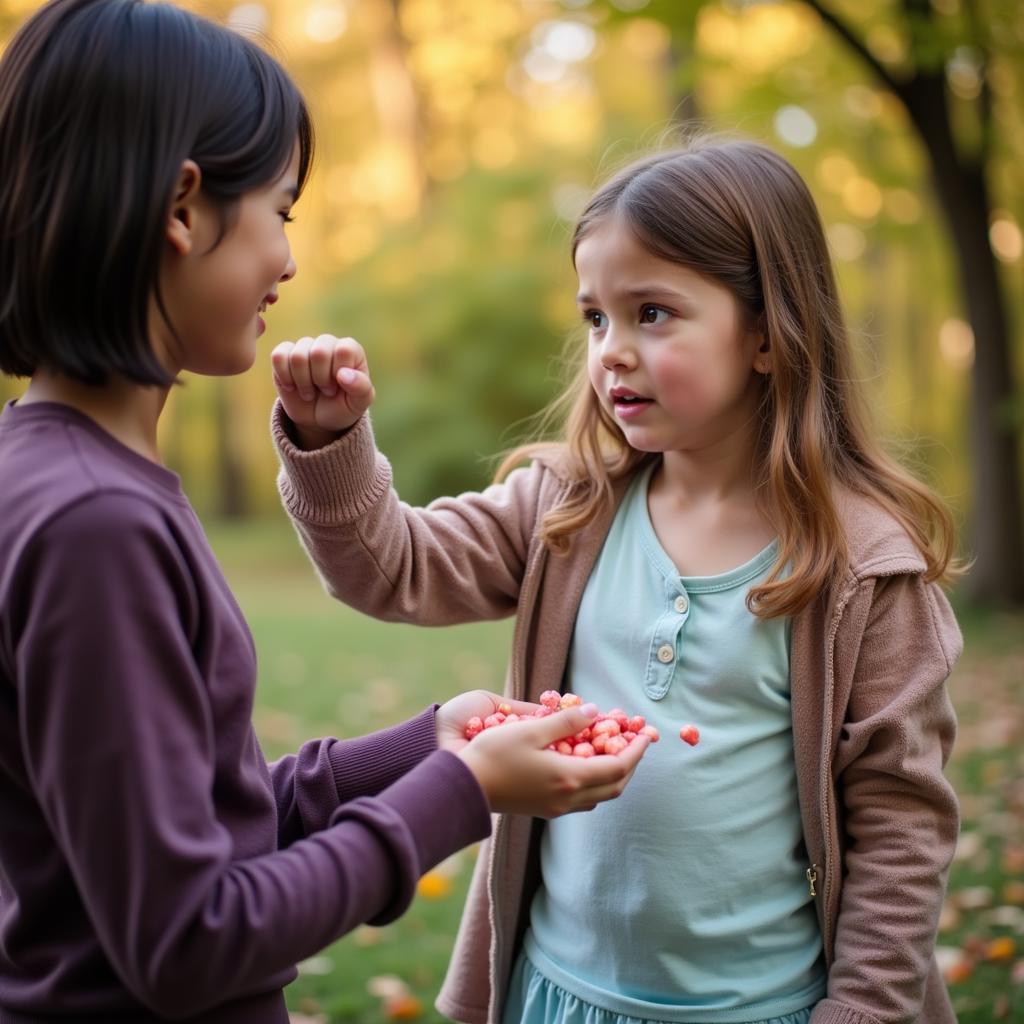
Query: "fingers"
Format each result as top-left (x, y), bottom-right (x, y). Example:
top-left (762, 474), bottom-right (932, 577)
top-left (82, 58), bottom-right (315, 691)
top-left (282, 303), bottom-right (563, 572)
top-left (336, 365), bottom-right (375, 419)
top-left (554, 735), bottom-right (650, 815)
top-left (518, 704), bottom-right (599, 747)
top-left (270, 342), bottom-right (297, 393)
top-left (571, 734), bottom-right (649, 786)
top-left (271, 336), bottom-right (369, 403)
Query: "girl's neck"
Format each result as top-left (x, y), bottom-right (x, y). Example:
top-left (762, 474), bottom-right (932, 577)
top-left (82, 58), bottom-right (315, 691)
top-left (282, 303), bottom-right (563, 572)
top-left (654, 422), bottom-right (761, 509)
top-left (20, 371), bottom-right (169, 464)
top-left (647, 424), bottom-right (775, 577)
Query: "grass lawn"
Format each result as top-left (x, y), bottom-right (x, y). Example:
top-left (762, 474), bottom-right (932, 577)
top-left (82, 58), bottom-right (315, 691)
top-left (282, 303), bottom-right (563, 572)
top-left (206, 515), bottom-right (1024, 1024)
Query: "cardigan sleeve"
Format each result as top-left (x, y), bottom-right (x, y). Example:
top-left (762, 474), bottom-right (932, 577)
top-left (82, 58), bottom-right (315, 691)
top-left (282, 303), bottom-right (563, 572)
top-left (272, 401), bottom-right (549, 626)
top-left (812, 572), bottom-right (960, 1024)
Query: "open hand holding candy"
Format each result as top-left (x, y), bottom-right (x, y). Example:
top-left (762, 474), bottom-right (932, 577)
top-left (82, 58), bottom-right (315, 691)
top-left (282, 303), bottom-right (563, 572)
top-left (463, 691), bottom-right (660, 757)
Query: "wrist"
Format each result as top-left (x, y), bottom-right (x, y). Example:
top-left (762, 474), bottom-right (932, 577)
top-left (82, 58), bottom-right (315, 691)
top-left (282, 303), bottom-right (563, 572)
top-left (289, 418), bottom-right (344, 451)
top-left (456, 745), bottom-right (495, 809)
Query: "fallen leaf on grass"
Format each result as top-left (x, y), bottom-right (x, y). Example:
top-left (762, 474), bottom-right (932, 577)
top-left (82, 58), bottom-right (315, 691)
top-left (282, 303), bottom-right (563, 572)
top-left (955, 886), bottom-right (994, 910)
top-left (367, 975), bottom-right (424, 1021)
top-left (353, 925), bottom-right (385, 946)
top-left (417, 871), bottom-right (453, 900)
top-left (1003, 880), bottom-right (1024, 905)
top-left (984, 906), bottom-right (1024, 931)
top-left (384, 993), bottom-right (423, 1020)
top-left (938, 902), bottom-right (960, 932)
top-left (1002, 845), bottom-right (1024, 874)
top-left (367, 976), bottom-right (408, 999)
top-left (987, 936), bottom-right (1017, 962)
top-left (953, 832), bottom-right (983, 862)
top-left (296, 956), bottom-right (334, 976)
top-left (936, 946), bottom-right (973, 984)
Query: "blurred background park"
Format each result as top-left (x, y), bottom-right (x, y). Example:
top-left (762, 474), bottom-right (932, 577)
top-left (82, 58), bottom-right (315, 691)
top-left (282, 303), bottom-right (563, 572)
top-left (1, 0), bottom-right (1023, 1019)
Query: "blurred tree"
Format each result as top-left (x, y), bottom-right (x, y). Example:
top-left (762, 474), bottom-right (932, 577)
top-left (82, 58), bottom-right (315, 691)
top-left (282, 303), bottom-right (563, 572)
top-left (604, 0), bottom-right (1023, 604)
top-left (800, 0), bottom-right (1022, 602)
top-left (212, 379), bottom-right (248, 518)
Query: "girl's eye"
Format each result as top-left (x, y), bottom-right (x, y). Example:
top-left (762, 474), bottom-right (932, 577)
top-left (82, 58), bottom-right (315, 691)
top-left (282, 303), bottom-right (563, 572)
top-left (584, 310), bottom-right (607, 331)
top-left (640, 305), bottom-right (668, 325)
top-left (281, 213), bottom-right (295, 223)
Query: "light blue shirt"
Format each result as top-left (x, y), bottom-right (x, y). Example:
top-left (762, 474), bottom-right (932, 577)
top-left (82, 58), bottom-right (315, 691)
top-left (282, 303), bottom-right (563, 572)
top-left (527, 463), bottom-right (826, 1023)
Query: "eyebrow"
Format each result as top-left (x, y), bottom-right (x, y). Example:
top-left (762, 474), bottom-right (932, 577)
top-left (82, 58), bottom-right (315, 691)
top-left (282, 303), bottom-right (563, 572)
top-left (575, 285), bottom-right (690, 305)
top-left (282, 184), bottom-right (299, 201)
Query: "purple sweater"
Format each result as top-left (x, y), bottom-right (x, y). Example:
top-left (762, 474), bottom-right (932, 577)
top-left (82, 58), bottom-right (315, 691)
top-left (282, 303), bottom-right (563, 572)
top-left (0, 400), bottom-right (490, 1023)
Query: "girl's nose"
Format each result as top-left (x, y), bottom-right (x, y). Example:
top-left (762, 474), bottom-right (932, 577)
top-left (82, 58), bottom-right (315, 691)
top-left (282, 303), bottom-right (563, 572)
top-left (600, 328), bottom-right (636, 371)
top-left (280, 255), bottom-right (297, 283)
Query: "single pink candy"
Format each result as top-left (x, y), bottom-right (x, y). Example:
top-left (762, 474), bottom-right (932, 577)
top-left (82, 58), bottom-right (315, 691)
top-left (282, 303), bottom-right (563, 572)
top-left (679, 724), bottom-right (700, 746)
top-left (603, 735), bottom-right (628, 756)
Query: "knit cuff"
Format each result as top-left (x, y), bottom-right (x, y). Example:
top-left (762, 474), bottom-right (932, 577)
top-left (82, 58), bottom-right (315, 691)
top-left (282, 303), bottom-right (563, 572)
top-left (809, 1000), bottom-right (884, 1024)
top-left (328, 706), bottom-right (440, 804)
top-left (271, 399), bottom-right (391, 526)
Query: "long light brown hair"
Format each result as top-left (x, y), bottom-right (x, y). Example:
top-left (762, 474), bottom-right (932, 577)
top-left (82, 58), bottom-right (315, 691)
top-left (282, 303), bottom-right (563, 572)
top-left (497, 137), bottom-right (960, 619)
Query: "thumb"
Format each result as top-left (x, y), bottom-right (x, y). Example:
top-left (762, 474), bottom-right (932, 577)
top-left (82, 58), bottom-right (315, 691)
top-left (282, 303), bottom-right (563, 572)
top-left (519, 703), bottom-right (599, 747)
top-left (337, 366), bottom-right (375, 416)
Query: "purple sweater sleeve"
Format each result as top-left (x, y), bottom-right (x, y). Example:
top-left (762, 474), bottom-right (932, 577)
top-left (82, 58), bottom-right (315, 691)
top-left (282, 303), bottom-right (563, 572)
top-left (269, 708), bottom-right (441, 846)
top-left (15, 493), bottom-right (490, 1019)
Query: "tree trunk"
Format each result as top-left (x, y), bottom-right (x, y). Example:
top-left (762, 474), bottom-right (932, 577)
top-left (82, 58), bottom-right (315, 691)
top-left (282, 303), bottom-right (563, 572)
top-left (802, 0), bottom-right (1024, 604)
top-left (213, 379), bottom-right (248, 519)
top-left (902, 74), bottom-right (1024, 602)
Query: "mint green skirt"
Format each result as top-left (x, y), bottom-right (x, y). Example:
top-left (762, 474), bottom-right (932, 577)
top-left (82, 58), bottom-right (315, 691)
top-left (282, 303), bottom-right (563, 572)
top-left (502, 949), bottom-right (818, 1024)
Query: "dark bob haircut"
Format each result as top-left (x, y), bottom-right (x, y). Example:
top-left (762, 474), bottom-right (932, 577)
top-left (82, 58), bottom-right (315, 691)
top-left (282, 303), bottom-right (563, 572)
top-left (0, 0), bottom-right (315, 386)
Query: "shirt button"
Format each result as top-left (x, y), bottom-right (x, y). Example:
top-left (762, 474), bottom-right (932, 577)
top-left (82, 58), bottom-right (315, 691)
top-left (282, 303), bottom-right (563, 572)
top-left (674, 595), bottom-right (689, 614)
top-left (657, 644), bottom-right (674, 664)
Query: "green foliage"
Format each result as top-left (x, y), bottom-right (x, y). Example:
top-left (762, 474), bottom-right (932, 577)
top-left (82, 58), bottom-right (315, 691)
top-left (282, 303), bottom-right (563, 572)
top-left (319, 167), bottom-right (577, 502)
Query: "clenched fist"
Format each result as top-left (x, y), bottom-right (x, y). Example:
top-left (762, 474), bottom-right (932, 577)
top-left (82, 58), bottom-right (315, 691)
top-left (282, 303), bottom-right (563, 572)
top-left (271, 334), bottom-right (375, 450)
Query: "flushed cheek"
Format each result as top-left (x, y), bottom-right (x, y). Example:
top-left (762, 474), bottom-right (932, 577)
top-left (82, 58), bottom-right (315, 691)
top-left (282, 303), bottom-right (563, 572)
top-left (649, 352), bottom-right (703, 408)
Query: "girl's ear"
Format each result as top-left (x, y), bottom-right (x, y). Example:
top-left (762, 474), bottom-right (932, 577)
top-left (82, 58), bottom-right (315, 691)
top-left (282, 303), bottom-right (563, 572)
top-left (753, 311), bottom-right (771, 375)
top-left (165, 160), bottom-right (203, 256)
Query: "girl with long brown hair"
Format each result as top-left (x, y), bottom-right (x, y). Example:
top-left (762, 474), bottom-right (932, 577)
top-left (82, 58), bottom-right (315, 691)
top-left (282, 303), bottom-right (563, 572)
top-left (272, 137), bottom-right (962, 1024)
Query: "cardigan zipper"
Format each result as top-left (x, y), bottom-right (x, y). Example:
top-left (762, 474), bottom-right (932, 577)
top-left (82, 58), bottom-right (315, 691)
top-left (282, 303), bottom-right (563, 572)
top-left (819, 582), bottom-right (855, 963)
top-left (806, 863), bottom-right (819, 898)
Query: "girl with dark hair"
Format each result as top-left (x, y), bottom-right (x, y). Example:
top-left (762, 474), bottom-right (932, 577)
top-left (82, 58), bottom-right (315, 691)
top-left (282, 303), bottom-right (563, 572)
top-left (0, 2), bottom-right (649, 1021)
top-left (271, 137), bottom-right (962, 1024)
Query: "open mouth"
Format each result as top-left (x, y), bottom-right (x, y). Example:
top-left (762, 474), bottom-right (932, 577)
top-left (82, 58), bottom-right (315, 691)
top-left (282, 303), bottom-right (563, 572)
top-left (610, 387), bottom-right (654, 418)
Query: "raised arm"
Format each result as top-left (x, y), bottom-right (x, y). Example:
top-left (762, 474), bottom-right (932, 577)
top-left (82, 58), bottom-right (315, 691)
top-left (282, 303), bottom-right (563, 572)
top-left (274, 406), bottom-right (547, 625)
top-left (270, 333), bottom-right (554, 626)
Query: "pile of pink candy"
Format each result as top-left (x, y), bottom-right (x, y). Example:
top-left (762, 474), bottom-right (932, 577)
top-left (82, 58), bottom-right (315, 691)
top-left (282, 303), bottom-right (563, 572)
top-left (463, 690), bottom-right (700, 756)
